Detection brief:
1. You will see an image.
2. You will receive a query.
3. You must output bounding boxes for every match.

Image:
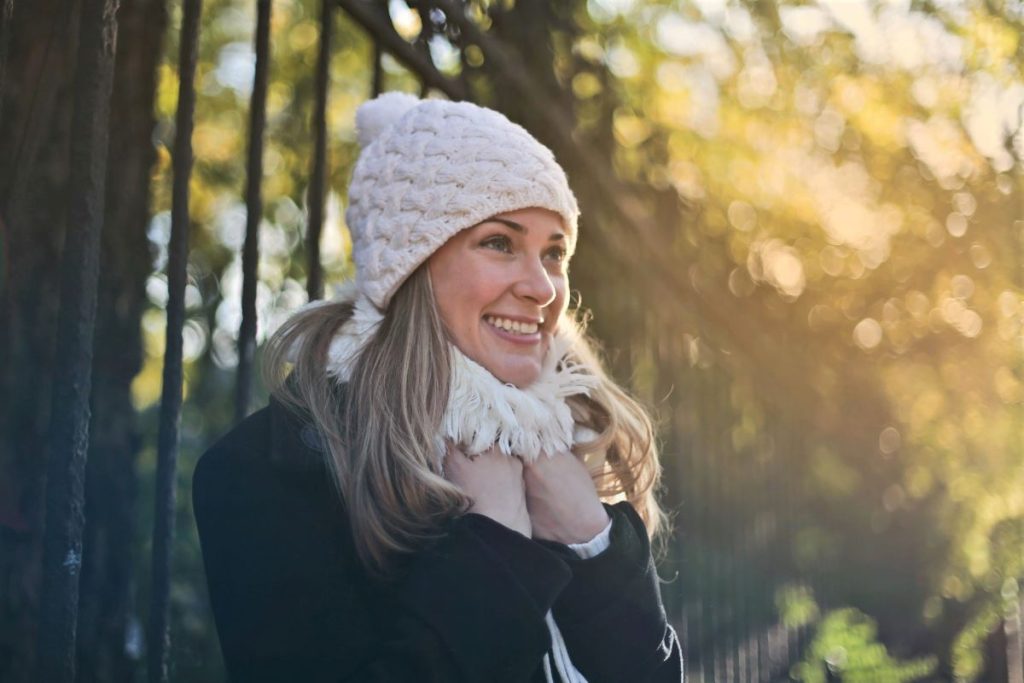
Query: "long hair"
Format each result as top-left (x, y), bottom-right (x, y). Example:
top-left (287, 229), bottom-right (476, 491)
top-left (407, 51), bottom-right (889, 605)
top-left (263, 266), bottom-right (666, 577)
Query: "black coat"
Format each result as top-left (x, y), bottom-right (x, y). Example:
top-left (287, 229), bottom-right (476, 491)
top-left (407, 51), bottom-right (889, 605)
top-left (193, 395), bottom-right (684, 682)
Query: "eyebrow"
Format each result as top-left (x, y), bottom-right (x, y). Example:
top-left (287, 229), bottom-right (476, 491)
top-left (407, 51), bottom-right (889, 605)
top-left (484, 217), bottom-right (565, 241)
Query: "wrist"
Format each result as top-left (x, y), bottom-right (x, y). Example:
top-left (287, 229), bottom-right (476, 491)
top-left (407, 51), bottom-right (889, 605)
top-left (545, 508), bottom-right (611, 545)
top-left (470, 501), bottom-right (532, 537)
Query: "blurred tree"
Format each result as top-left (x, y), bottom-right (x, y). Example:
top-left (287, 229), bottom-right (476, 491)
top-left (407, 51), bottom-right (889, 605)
top-left (0, 0), bottom-right (167, 681)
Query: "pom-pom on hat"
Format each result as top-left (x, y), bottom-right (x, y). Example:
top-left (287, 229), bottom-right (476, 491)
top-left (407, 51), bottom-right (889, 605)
top-left (345, 92), bottom-right (580, 309)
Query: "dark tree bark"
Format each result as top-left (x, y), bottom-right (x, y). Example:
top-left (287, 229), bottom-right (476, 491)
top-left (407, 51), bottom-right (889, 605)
top-left (34, 0), bottom-right (121, 680)
top-left (0, 0), bottom-right (164, 680)
top-left (0, 3), bottom-right (80, 683)
top-left (78, 3), bottom-right (168, 679)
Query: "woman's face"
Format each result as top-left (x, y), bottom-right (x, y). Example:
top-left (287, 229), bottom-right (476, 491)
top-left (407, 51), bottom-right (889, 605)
top-left (428, 207), bottom-right (570, 388)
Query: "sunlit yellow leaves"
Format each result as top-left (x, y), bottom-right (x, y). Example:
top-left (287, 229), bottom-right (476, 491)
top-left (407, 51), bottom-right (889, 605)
top-left (573, 35), bottom-right (604, 62)
top-left (906, 464), bottom-right (933, 500)
top-left (994, 366), bottom-right (1021, 404)
top-left (287, 19), bottom-right (318, 52)
top-left (909, 389), bottom-right (944, 430)
top-left (775, 584), bottom-right (820, 629)
top-left (968, 242), bottom-right (992, 269)
top-left (463, 44), bottom-right (484, 68)
top-left (193, 121), bottom-right (241, 164)
top-left (605, 42), bottom-right (639, 79)
top-left (811, 445), bottom-right (860, 498)
top-left (151, 143), bottom-right (171, 182)
top-left (735, 51), bottom-right (777, 110)
top-left (267, 82), bottom-right (293, 119)
top-left (831, 75), bottom-right (907, 151)
top-left (572, 72), bottom-right (603, 99)
top-left (853, 317), bottom-right (882, 350)
top-left (906, 115), bottom-right (986, 185)
top-left (612, 111), bottom-right (650, 147)
top-left (389, 2), bottom-right (421, 41)
top-left (879, 426), bottom-right (901, 455)
top-left (939, 296), bottom-right (983, 338)
top-left (746, 238), bottom-right (806, 299)
top-left (156, 63), bottom-right (179, 118)
top-left (131, 354), bottom-right (163, 411)
top-left (666, 159), bottom-right (704, 200)
top-left (652, 89), bottom-right (691, 130)
top-left (131, 309), bottom-right (192, 410)
top-left (963, 11), bottom-right (1020, 70)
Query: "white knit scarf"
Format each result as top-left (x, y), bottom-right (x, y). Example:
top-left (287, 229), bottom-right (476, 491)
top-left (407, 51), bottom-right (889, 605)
top-left (322, 291), bottom-right (599, 463)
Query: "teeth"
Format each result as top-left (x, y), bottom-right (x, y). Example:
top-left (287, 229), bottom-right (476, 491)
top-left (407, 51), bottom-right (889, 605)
top-left (485, 316), bottom-right (539, 335)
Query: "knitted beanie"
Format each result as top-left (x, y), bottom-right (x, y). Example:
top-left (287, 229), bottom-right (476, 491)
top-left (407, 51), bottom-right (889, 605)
top-left (345, 92), bottom-right (580, 309)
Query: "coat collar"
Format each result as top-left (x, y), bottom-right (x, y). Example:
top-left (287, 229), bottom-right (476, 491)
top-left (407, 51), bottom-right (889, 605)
top-left (268, 393), bottom-right (330, 473)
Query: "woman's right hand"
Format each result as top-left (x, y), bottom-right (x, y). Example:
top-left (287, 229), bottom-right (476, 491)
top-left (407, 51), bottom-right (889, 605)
top-left (444, 444), bottom-right (532, 538)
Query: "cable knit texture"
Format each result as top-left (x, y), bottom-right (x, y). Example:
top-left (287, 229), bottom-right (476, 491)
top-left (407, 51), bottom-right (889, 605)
top-left (346, 92), bottom-right (580, 309)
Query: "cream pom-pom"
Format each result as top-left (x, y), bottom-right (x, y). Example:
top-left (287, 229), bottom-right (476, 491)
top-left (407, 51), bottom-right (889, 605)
top-left (355, 92), bottom-right (420, 149)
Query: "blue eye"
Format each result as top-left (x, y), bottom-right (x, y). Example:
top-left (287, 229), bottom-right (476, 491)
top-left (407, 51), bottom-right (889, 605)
top-left (481, 235), bottom-right (513, 253)
top-left (545, 246), bottom-right (567, 263)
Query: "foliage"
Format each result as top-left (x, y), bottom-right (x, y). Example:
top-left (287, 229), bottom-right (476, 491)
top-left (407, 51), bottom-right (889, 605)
top-left (791, 607), bottom-right (937, 683)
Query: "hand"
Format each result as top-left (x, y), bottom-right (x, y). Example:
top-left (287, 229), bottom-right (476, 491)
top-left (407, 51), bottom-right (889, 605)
top-left (523, 450), bottom-right (610, 545)
top-left (443, 443), bottom-right (532, 538)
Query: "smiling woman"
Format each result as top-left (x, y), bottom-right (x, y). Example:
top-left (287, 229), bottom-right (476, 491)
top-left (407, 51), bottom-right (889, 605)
top-left (191, 92), bottom-right (682, 682)
top-left (429, 209), bottom-right (569, 388)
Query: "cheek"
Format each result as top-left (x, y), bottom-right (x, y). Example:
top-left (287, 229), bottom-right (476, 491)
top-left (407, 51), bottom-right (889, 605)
top-left (552, 276), bottom-right (569, 312)
top-left (433, 264), bottom-right (498, 332)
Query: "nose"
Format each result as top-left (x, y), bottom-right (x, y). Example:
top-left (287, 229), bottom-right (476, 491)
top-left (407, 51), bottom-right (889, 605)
top-left (512, 256), bottom-right (557, 307)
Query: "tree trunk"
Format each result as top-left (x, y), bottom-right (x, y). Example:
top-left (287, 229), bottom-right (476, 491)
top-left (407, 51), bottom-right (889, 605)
top-left (0, 0), bottom-right (164, 680)
top-left (78, 1), bottom-right (166, 681)
top-left (0, 1), bottom-right (82, 680)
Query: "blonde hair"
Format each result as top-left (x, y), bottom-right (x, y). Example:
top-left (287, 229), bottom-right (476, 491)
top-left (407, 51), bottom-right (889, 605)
top-left (263, 266), bottom-right (666, 577)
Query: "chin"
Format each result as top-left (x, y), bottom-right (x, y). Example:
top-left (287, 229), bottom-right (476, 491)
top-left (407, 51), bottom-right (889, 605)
top-left (493, 364), bottom-right (543, 388)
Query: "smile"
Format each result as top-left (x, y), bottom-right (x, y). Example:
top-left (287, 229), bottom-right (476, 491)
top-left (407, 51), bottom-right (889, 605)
top-left (484, 315), bottom-right (540, 336)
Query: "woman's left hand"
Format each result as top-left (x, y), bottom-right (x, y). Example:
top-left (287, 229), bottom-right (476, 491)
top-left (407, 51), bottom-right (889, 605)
top-left (523, 450), bottom-right (610, 545)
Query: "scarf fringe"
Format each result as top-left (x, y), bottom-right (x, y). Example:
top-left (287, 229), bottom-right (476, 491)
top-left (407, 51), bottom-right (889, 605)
top-left (320, 288), bottom-right (597, 462)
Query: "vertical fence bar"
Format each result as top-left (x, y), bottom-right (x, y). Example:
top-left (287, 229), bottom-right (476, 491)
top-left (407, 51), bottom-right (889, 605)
top-left (781, 425), bottom-right (798, 667)
top-left (711, 370), bottom-right (729, 681)
top-left (720, 376), bottom-right (734, 681)
top-left (146, 0), bottom-right (202, 680)
top-left (412, 0), bottom-right (433, 97)
top-left (305, 0), bottom-right (331, 302)
top-left (1006, 583), bottom-right (1023, 683)
top-left (0, 0), bottom-right (14, 130)
top-left (728, 375), bottom-right (746, 683)
top-left (693, 364), bottom-right (708, 682)
top-left (697, 365), bottom-right (714, 683)
top-left (235, 0), bottom-right (271, 422)
top-left (32, 0), bottom-right (120, 681)
top-left (371, 38), bottom-right (383, 97)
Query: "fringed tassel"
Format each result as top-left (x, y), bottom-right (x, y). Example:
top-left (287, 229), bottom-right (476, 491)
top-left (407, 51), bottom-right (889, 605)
top-left (319, 286), bottom-right (598, 463)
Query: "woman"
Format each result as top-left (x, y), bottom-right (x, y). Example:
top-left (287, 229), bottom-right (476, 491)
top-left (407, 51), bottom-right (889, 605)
top-left (193, 92), bottom-right (683, 682)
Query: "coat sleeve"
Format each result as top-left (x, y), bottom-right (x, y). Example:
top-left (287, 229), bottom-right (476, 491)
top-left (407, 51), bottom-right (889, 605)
top-left (192, 414), bottom-right (572, 683)
top-left (537, 501), bottom-right (685, 683)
